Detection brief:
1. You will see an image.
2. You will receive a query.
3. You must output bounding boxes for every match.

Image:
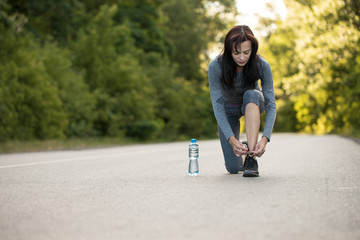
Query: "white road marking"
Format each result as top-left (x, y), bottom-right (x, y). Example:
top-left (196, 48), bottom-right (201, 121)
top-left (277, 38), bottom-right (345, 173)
top-left (0, 149), bottom-right (162, 169)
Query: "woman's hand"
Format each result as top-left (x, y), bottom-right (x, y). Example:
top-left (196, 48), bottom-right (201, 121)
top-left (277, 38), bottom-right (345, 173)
top-left (251, 136), bottom-right (268, 157)
top-left (228, 136), bottom-right (248, 157)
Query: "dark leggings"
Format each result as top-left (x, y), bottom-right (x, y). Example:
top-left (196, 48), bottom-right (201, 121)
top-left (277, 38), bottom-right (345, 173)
top-left (218, 89), bottom-right (265, 173)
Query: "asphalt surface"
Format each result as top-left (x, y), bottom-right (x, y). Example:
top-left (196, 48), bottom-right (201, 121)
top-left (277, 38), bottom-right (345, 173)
top-left (0, 133), bottom-right (359, 240)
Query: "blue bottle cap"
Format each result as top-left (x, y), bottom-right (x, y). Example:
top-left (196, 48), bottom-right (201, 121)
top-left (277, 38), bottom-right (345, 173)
top-left (191, 139), bottom-right (196, 143)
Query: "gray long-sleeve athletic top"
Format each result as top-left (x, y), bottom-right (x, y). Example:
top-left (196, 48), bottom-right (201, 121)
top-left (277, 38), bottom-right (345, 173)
top-left (208, 55), bottom-right (276, 141)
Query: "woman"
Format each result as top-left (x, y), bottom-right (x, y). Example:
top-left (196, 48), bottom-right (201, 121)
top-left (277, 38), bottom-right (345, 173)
top-left (208, 25), bottom-right (276, 177)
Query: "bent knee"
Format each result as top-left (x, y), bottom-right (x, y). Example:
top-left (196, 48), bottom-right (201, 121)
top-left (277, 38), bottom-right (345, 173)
top-left (242, 89), bottom-right (264, 113)
top-left (243, 89), bottom-right (258, 100)
top-left (225, 164), bottom-right (241, 174)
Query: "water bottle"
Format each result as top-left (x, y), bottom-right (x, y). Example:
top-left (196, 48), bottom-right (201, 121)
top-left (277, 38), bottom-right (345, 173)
top-left (188, 139), bottom-right (199, 176)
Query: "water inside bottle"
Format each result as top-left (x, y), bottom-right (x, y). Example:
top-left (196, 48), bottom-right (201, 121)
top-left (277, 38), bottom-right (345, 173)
top-left (188, 157), bottom-right (199, 176)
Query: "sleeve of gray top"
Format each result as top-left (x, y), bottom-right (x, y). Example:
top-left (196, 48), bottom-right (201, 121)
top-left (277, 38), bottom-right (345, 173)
top-left (208, 59), bottom-right (234, 140)
top-left (259, 58), bottom-right (277, 142)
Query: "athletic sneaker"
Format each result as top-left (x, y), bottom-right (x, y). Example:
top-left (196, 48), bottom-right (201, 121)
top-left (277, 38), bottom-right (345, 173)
top-left (243, 155), bottom-right (259, 177)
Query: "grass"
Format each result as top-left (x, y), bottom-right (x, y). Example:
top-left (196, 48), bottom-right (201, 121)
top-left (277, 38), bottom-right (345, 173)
top-left (1, 133), bottom-right (358, 154)
top-left (0, 137), bottom-right (164, 154)
top-left (0, 134), bottom-right (199, 154)
top-left (340, 135), bottom-right (360, 145)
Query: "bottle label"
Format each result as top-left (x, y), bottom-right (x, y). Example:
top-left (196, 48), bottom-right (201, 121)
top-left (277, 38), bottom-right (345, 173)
top-left (189, 148), bottom-right (198, 158)
top-left (189, 150), bottom-right (198, 157)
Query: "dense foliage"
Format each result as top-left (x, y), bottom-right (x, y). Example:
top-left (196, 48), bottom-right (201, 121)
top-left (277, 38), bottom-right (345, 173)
top-left (1, 0), bottom-right (359, 144)
top-left (0, 0), bottom-right (236, 142)
top-left (261, 0), bottom-right (360, 136)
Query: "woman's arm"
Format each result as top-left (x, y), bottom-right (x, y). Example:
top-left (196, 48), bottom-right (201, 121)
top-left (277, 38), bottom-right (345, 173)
top-left (259, 58), bottom-right (277, 142)
top-left (208, 59), bottom-right (234, 141)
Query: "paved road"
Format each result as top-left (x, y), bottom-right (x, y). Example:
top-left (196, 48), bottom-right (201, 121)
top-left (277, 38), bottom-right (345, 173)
top-left (0, 133), bottom-right (359, 240)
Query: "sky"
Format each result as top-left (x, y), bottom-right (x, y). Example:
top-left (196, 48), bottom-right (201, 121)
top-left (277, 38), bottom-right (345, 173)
top-left (208, 0), bottom-right (288, 58)
top-left (236, 0), bottom-right (287, 36)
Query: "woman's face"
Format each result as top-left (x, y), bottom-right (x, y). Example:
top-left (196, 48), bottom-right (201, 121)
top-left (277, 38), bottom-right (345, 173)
top-left (231, 40), bottom-right (252, 71)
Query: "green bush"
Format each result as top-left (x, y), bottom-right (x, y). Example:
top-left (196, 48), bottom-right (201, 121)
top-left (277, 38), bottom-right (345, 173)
top-left (0, 32), bottom-right (68, 141)
top-left (125, 120), bottom-right (164, 139)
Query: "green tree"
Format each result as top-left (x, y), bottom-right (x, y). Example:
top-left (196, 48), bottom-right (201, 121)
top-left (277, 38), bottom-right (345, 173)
top-left (141, 52), bottom-right (218, 139)
top-left (70, 4), bottom-right (157, 137)
top-left (0, 0), bottom-right (239, 143)
top-left (261, 0), bottom-right (360, 135)
top-left (0, 1), bottom-right (96, 140)
top-left (40, 42), bottom-right (97, 137)
top-left (162, 0), bottom-right (237, 81)
top-left (8, 0), bottom-right (83, 43)
top-left (0, 31), bottom-right (68, 140)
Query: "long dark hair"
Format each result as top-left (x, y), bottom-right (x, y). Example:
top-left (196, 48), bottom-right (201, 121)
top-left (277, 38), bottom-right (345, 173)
top-left (220, 25), bottom-right (260, 89)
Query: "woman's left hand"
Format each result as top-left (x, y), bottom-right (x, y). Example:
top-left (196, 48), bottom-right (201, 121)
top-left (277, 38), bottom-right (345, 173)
top-left (252, 136), bottom-right (268, 157)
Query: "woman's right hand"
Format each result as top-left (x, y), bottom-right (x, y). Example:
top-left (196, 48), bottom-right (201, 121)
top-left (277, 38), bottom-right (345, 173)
top-left (228, 136), bottom-right (248, 157)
